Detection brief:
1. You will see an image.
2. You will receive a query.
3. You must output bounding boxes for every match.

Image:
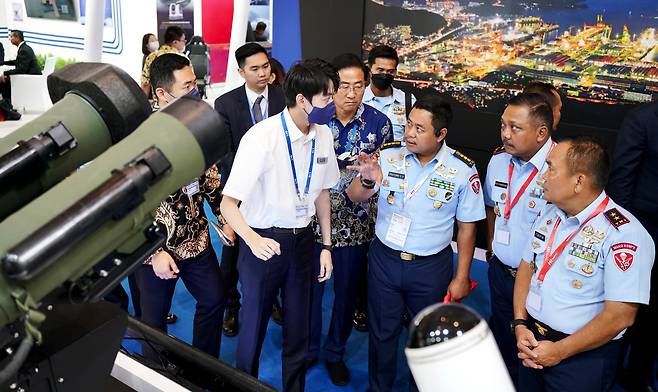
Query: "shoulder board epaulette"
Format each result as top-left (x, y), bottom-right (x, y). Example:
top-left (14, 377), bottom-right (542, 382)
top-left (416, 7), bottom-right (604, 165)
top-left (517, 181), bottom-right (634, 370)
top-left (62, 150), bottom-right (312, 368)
top-left (492, 146), bottom-right (505, 155)
top-left (604, 208), bottom-right (630, 229)
top-left (453, 150), bottom-right (475, 167)
top-left (380, 141), bottom-right (402, 151)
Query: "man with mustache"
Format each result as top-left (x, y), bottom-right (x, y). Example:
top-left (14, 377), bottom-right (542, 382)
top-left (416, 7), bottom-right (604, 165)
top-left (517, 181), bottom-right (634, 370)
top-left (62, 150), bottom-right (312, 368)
top-left (512, 137), bottom-right (654, 392)
top-left (483, 92), bottom-right (555, 386)
top-left (348, 95), bottom-right (484, 392)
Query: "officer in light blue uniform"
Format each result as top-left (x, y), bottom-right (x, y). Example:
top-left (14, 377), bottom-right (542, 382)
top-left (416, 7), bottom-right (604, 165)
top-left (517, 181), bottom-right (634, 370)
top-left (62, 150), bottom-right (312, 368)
top-left (363, 45), bottom-right (416, 142)
top-left (348, 96), bottom-right (485, 392)
top-left (512, 137), bottom-right (655, 392)
top-left (483, 93), bottom-right (555, 385)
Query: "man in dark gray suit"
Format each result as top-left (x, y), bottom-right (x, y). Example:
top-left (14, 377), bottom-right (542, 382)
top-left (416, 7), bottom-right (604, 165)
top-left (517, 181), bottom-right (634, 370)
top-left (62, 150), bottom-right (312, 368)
top-left (608, 101), bottom-right (658, 392)
top-left (214, 42), bottom-right (286, 336)
top-left (0, 30), bottom-right (42, 104)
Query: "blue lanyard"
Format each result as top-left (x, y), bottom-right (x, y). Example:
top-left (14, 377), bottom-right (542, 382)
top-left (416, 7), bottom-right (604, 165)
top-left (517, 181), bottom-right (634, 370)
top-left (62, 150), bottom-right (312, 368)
top-left (281, 112), bottom-right (315, 201)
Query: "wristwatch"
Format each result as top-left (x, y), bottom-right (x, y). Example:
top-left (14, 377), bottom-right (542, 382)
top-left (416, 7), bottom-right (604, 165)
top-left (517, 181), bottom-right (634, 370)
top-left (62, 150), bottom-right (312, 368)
top-left (360, 175), bottom-right (376, 189)
top-left (510, 318), bottom-right (528, 335)
top-left (321, 244), bottom-right (334, 253)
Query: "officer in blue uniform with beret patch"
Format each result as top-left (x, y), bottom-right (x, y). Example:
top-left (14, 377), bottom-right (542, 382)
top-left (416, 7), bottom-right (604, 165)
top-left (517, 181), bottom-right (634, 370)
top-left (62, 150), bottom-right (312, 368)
top-left (483, 93), bottom-right (555, 385)
top-left (512, 137), bottom-right (655, 392)
top-left (347, 96), bottom-right (485, 392)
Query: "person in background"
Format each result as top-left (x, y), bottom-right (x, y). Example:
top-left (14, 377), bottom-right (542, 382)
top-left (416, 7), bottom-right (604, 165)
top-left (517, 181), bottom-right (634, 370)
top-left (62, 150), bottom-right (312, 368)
top-left (214, 43), bottom-right (286, 337)
top-left (522, 81), bottom-right (562, 132)
top-left (269, 57), bottom-right (286, 87)
top-left (0, 30), bottom-right (41, 105)
top-left (141, 26), bottom-right (187, 97)
top-left (255, 21), bottom-right (268, 42)
top-left (0, 41), bottom-right (4, 63)
top-left (135, 53), bottom-right (227, 359)
top-left (306, 53), bottom-right (392, 386)
top-left (607, 101), bottom-right (658, 392)
top-left (142, 33), bottom-right (159, 69)
top-left (513, 137), bottom-right (654, 392)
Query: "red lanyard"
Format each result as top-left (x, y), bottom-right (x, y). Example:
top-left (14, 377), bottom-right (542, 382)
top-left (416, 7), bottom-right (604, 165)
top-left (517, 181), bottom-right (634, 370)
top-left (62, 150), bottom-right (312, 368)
top-left (503, 163), bottom-right (538, 220)
top-left (537, 196), bottom-right (609, 282)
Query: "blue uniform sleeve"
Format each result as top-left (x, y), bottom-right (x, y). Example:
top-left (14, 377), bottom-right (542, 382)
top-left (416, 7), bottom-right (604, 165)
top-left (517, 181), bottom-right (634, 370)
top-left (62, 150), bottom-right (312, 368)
top-left (603, 225), bottom-right (655, 304)
top-left (483, 157), bottom-right (496, 207)
top-left (455, 164), bottom-right (486, 223)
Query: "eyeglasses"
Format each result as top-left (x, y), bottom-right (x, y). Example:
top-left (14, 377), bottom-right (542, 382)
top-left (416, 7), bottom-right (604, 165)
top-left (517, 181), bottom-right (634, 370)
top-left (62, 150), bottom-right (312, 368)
top-left (337, 84), bottom-right (365, 94)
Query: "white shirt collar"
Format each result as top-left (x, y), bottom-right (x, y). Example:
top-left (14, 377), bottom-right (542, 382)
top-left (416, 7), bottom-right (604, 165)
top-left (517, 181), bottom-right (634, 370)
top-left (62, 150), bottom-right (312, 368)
top-left (364, 84), bottom-right (405, 104)
top-left (245, 84), bottom-right (269, 105)
top-left (283, 108), bottom-right (316, 143)
top-left (17, 41), bottom-right (25, 49)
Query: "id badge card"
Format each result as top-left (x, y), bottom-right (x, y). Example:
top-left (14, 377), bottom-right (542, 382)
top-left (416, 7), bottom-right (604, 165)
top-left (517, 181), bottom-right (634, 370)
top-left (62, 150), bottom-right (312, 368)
top-left (385, 212), bottom-right (412, 248)
top-left (527, 285), bottom-right (542, 313)
top-left (185, 179), bottom-right (200, 196)
top-left (495, 227), bottom-right (510, 245)
top-left (295, 202), bottom-right (309, 218)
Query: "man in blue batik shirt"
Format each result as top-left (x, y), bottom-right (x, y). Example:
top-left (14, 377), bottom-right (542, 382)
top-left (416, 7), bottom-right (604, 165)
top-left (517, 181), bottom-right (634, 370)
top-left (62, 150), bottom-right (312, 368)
top-left (348, 96), bottom-right (485, 392)
top-left (307, 53), bottom-right (392, 386)
top-left (512, 137), bottom-right (654, 392)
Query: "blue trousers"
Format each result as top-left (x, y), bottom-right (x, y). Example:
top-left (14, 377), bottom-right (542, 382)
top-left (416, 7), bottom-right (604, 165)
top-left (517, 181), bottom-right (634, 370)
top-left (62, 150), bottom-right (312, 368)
top-left (519, 333), bottom-right (621, 392)
top-left (367, 238), bottom-right (453, 392)
top-left (308, 243), bottom-right (369, 362)
top-left (488, 255), bottom-right (520, 386)
top-left (235, 227), bottom-right (314, 392)
top-left (136, 247), bottom-right (225, 357)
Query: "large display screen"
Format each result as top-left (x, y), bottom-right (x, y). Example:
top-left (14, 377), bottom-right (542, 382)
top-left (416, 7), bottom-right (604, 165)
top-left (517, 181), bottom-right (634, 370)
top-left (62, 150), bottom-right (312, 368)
top-left (24, 0), bottom-right (77, 21)
top-left (363, 0), bottom-right (658, 115)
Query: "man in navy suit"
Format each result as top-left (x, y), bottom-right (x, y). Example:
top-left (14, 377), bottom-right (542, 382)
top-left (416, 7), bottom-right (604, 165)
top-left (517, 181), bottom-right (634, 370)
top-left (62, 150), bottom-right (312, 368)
top-left (214, 43), bottom-right (286, 336)
top-left (0, 30), bottom-right (41, 104)
top-left (608, 101), bottom-right (658, 392)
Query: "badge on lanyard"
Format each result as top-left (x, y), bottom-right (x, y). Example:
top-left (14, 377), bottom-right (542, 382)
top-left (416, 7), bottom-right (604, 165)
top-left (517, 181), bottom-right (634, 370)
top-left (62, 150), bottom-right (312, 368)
top-left (495, 228), bottom-right (510, 245)
top-left (281, 113), bottom-right (315, 219)
top-left (185, 179), bottom-right (200, 196)
top-left (385, 212), bottom-right (412, 247)
top-left (527, 285), bottom-right (542, 313)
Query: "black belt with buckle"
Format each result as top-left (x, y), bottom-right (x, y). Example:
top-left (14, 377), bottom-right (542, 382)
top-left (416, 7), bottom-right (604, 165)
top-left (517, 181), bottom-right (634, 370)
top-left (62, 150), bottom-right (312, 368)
top-left (377, 238), bottom-right (438, 261)
top-left (493, 255), bottom-right (517, 278)
top-left (527, 315), bottom-right (569, 342)
top-left (255, 224), bottom-right (312, 236)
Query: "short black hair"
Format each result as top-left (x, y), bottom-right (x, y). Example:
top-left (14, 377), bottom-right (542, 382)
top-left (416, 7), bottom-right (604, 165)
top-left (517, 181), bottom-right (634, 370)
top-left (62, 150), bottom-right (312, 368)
top-left (412, 95), bottom-right (453, 136)
top-left (150, 53), bottom-right (191, 92)
top-left (269, 57), bottom-right (286, 87)
top-left (11, 30), bottom-right (24, 42)
top-left (164, 26), bottom-right (185, 45)
top-left (331, 53), bottom-right (370, 82)
top-left (283, 58), bottom-right (339, 108)
top-left (523, 81), bottom-right (561, 112)
top-left (368, 45), bottom-right (399, 67)
top-left (142, 33), bottom-right (155, 56)
top-left (256, 22), bottom-right (267, 31)
top-left (507, 92), bottom-right (554, 134)
top-left (235, 42), bottom-right (268, 68)
top-left (562, 136), bottom-right (610, 191)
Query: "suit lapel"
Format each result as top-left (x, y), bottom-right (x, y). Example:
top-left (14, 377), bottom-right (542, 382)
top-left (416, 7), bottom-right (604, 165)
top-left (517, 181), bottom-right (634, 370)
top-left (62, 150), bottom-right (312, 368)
top-left (238, 84), bottom-right (254, 127)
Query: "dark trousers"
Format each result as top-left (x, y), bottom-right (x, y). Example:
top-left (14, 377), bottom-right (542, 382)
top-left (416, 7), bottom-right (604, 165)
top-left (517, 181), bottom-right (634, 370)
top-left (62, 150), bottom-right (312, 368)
top-left (236, 227), bottom-right (314, 392)
top-left (308, 242), bottom-right (369, 362)
top-left (220, 242), bottom-right (241, 311)
top-left (0, 79), bottom-right (11, 104)
top-left (135, 247), bottom-right (225, 357)
top-left (105, 274), bottom-right (141, 317)
top-left (519, 331), bottom-right (621, 392)
top-left (367, 238), bottom-right (453, 392)
top-left (488, 255), bottom-right (520, 386)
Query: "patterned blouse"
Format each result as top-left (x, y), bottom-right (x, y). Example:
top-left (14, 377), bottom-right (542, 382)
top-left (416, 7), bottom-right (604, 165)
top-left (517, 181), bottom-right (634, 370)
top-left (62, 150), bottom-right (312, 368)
top-left (152, 165), bottom-right (223, 261)
top-left (314, 104), bottom-right (393, 247)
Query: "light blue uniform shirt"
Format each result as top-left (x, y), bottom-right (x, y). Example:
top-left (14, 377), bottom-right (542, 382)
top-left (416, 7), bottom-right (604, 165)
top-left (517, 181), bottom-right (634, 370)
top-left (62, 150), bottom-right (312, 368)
top-left (483, 139), bottom-right (554, 268)
top-left (522, 191), bottom-right (655, 336)
top-left (363, 85), bottom-right (415, 142)
top-left (375, 143), bottom-right (486, 256)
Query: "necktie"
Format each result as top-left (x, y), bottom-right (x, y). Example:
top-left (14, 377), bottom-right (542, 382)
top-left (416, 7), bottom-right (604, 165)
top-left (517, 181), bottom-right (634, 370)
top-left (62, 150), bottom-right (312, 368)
top-left (253, 95), bottom-right (264, 123)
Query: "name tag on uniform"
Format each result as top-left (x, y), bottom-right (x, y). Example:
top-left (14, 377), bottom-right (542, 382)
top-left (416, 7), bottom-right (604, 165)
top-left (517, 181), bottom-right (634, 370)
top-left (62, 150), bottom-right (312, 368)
top-left (527, 285), bottom-right (542, 313)
top-left (385, 213), bottom-right (412, 248)
top-left (495, 228), bottom-right (510, 245)
top-left (185, 179), bottom-right (200, 196)
top-left (295, 202), bottom-right (309, 218)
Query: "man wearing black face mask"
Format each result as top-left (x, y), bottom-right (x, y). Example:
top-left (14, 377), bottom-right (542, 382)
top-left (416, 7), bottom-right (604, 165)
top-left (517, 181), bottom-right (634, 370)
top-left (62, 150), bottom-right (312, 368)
top-left (220, 59), bottom-right (340, 392)
top-left (364, 45), bottom-right (416, 143)
top-left (134, 54), bottom-right (228, 359)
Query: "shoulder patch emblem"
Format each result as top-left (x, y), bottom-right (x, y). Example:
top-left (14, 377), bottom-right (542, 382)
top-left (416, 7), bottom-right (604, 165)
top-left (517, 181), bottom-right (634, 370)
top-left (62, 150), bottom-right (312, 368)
top-left (453, 150), bottom-right (475, 167)
top-left (492, 145), bottom-right (505, 155)
top-left (604, 208), bottom-right (630, 229)
top-left (380, 141), bottom-right (402, 151)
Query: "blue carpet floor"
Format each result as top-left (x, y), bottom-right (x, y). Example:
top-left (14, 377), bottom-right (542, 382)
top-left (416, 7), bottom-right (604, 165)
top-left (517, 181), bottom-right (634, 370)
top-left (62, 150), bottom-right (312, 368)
top-left (120, 209), bottom-right (651, 391)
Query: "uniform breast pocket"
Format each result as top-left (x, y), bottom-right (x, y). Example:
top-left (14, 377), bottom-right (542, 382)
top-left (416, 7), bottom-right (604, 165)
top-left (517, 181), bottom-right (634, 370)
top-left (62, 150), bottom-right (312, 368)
top-left (526, 197), bottom-right (547, 221)
top-left (381, 170), bottom-right (406, 193)
top-left (529, 231), bottom-right (548, 259)
top-left (426, 185), bottom-right (455, 210)
top-left (565, 242), bottom-right (601, 278)
top-left (491, 186), bottom-right (508, 205)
